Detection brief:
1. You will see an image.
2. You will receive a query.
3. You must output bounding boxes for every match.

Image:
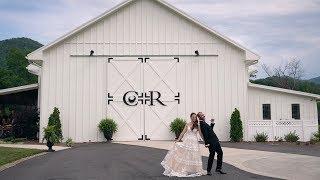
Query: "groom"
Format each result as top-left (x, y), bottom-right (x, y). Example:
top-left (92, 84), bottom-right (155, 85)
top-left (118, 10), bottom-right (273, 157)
top-left (198, 112), bottom-right (226, 175)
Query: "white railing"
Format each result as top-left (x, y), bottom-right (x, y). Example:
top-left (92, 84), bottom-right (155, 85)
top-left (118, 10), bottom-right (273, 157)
top-left (247, 120), bottom-right (319, 142)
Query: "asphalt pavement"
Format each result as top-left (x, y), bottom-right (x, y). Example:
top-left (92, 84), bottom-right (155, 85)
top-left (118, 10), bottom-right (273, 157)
top-left (0, 143), bottom-right (277, 180)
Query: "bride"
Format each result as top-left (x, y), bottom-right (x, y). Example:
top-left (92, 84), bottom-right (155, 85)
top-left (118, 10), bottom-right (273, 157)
top-left (161, 113), bottom-right (206, 177)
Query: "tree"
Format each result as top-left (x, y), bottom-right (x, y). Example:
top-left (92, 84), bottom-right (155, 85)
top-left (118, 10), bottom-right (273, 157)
top-left (229, 108), bottom-right (243, 142)
top-left (0, 48), bottom-right (37, 89)
top-left (253, 58), bottom-right (320, 95)
top-left (48, 107), bottom-right (63, 142)
top-left (262, 59), bottom-right (304, 90)
top-left (252, 77), bottom-right (320, 96)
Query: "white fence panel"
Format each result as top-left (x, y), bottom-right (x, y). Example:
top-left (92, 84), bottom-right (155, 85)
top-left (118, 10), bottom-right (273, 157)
top-left (247, 120), bottom-right (318, 142)
top-left (247, 121), bottom-right (273, 141)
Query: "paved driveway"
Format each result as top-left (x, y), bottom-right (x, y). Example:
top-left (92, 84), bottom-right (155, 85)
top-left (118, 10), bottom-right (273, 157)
top-left (0, 143), bottom-right (275, 180)
top-left (117, 141), bottom-right (320, 180)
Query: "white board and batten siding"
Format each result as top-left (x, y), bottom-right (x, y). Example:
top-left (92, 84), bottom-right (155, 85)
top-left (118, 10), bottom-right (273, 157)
top-left (247, 86), bottom-right (318, 141)
top-left (39, 0), bottom-right (248, 142)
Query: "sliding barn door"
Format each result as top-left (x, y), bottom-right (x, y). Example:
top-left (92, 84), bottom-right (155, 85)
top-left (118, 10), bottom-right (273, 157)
top-left (106, 58), bottom-right (143, 141)
top-left (143, 57), bottom-right (180, 140)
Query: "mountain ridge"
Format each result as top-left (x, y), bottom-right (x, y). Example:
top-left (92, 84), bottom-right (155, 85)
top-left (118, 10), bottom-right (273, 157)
top-left (0, 37), bottom-right (42, 67)
top-left (309, 76), bottom-right (320, 85)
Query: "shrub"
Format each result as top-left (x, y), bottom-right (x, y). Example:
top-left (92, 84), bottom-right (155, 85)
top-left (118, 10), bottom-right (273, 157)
top-left (48, 107), bottom-right (63, 142)
top-left (3, 136), bottom-right (16, 143)
top-left (19, 108), bottom-right (39, 139)
top-left (43, 125), bottom-right (59, 144)
top-left (65, 138), bottom-right (74, 147)
top-left (229, 108), bottom-right (243, 142)
top-left (310, 137), bottom-right (318, 144)
top-left (2, 137), bottom-right (26, 144)
top-left (314, 130), bottom-right (320, 140)
top-left (170, 118), bottom-right (186, 139)
top-left (310, 127), bottom-right (320, 144)
top-left (284, 131), bottom-right (300, 142)
top-left (98, 118), bottom-right (118, 141)
top-left (254, 132), bottom-right (268, 142)
top-left (274, 136), bottom-right (283, 142)
top-left (0, 106), bottom-right (39, 139)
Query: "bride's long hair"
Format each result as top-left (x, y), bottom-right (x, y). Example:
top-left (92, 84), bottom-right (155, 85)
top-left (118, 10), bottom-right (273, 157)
top-left (190, 112), bottom-right (198, 130)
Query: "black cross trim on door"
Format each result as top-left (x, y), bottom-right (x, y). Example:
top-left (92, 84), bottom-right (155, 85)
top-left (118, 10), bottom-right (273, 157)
top-left (138, 135), bottom-right (151, 141)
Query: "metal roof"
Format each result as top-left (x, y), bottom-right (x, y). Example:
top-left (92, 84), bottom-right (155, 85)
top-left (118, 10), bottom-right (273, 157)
top-left (248, 83), bottom-right (320, 100)
top-left (0, 84), bottom-right (38, 96)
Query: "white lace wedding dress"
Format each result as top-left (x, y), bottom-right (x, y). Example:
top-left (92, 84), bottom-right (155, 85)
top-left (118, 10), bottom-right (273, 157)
top-left (161, 126), bottom-right (206, 177)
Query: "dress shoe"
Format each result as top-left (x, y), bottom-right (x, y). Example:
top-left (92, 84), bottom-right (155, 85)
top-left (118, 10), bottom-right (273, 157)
top-left (206, 172), bottom-right (212, 176)
top-left (215, 169), bottom-right (227, 174)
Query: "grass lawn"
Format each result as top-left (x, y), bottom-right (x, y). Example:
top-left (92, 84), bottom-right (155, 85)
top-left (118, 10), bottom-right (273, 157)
top-left (0, 147), bottom-right (43, 166)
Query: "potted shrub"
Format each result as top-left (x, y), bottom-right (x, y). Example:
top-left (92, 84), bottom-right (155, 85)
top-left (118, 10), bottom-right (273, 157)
top-left (170, 118), bottom-right (186, 139)
top-left (98, 118), bottom-right (118, 141)
top-left (48, 107), bottom-right (63, 142)
top-left (43, 125), bottom-right (59, 152)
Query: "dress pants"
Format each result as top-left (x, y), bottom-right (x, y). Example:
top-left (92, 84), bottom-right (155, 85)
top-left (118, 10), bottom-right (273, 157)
top-left (207, 143), bottom-right (223, 172)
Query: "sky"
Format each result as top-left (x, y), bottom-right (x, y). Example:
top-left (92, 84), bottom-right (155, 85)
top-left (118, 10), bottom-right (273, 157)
top-left (0, 0), bottom-right (319, 79)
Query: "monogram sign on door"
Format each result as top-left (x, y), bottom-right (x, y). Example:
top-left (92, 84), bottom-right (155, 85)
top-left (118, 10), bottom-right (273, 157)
top-left (107, 57), bottom-right (179, 141)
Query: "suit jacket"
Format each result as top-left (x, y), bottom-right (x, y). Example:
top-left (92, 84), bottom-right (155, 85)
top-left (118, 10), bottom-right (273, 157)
top-left (200, 120), bottom-right (220, 146)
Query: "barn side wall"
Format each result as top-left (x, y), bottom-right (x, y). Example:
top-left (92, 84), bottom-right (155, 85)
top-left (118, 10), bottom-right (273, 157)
top-left (247, 87), bottom-right (318, 141)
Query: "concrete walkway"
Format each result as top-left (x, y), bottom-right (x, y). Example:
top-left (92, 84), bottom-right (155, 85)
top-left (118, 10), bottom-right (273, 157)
top-left (0, 143), bottom-right (70, 151)
top-left (115, 141), bottom-right (320, 180)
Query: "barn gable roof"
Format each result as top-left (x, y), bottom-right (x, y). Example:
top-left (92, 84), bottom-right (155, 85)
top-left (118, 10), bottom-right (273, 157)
top-left (27, 0), bottom-right (260, 62)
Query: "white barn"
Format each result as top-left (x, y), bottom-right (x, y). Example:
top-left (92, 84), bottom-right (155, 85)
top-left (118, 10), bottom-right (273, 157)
top-left (27, 0), bottom-right (319, 142)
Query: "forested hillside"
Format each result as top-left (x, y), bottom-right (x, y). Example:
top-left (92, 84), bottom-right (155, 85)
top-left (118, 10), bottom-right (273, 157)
top-left (309, 76), bottom-right (320, 85)
top-left (252, 76), bottom-right (320, 95)
top-left (0, 38), bottom-right (42, 89)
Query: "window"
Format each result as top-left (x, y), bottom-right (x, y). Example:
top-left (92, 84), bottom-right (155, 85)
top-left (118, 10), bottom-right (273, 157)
top-left (263, 104), bottom-right (271, 120)
top-left (292, 104), bottom-right (300, 120)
